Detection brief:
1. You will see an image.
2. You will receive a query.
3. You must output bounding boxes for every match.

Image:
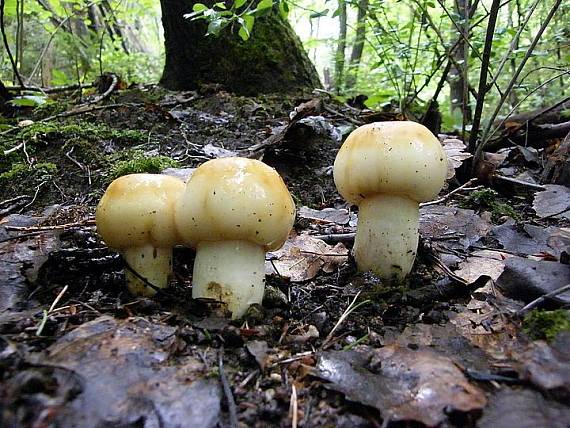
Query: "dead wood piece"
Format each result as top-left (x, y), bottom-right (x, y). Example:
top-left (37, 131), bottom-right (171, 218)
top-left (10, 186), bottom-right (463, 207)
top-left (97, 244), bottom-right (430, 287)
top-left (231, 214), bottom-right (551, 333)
top-left (542, 131), bottom-right (570, 186)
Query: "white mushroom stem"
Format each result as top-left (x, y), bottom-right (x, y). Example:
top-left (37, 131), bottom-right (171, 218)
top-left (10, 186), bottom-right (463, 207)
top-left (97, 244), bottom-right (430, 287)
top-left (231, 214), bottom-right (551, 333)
top-left (192, 240), bottom-right (266, 319)
top-left (122, 244), bottom-right (172, 297)
top-left (354, 194), bottom-right (419, 283)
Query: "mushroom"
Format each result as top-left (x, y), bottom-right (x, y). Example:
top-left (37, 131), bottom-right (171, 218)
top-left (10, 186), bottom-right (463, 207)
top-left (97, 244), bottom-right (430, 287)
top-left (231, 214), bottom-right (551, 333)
top-left (333, 121), bottom-right (447, 283)
top-left (175, 157), bottom-right (295, 318)
top-left (96, 173), bottom-right (185, 296)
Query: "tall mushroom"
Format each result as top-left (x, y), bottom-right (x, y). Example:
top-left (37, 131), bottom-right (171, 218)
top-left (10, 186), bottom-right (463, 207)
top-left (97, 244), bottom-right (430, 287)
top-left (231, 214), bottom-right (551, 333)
top-left (175, 157), bottom-right (295, 318)
top-left (334, 121), bottom-right (448, 283)
top-left (96, 173), bottom-right (185, 296)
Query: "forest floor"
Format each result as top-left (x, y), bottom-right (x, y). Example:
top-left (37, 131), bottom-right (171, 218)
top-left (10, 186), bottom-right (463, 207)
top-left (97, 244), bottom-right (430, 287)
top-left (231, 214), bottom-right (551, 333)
top-left (1, 84), bottom-right (569, 427)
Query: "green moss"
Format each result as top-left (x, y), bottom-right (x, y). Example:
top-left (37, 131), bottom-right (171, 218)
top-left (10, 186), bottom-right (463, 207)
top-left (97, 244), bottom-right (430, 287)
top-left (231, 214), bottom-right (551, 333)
top-left (523, 309), bottom-right (570, 341)
top-left (15, 121), bottom-right (146, 144)
top-left (107, 150), bottom-right (179, 181)
top-left (461, 188), bottom-right (520, 221)
top-left (0, 162), bottom-right (58, 184)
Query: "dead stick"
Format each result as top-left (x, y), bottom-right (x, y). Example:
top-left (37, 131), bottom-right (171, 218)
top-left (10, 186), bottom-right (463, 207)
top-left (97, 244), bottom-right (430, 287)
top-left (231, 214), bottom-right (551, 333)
top-left (219, 349), bottom-right (239, 428)
top-left (420, 178), bottom-right (480, 207)
top-left (517, 283), bottom-right (570, 316)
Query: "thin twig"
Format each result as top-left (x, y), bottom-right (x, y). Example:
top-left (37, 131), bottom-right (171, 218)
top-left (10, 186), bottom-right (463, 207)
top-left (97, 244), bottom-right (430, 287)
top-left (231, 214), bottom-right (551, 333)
top-left (37, 285), bottom-right (69, 336)
top-left (290, 384), bottom-right (298, 428)
top-left (219, 349), bottom-right (239, 428)
top-left (5, 218), bottom-right (95, 231)
top-left (322, 291), bottom-right (370, 349)
top-left (492, 175), bottom-right (545, 191)
top-left (517, 284), bottom-right (570, 317)
top-left (420, 178), bottom-right (479, 207)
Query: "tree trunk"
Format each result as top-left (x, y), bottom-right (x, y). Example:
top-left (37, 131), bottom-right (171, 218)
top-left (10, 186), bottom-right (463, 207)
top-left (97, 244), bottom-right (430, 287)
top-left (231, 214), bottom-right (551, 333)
top-left (334, 0), bottom-right (347, 94)
top-left (448, 0), bottom-right (472, 123)
top-left (345, 0), bottom-right (368, 90)
top-left (159, 0), bottom-right (321, 95)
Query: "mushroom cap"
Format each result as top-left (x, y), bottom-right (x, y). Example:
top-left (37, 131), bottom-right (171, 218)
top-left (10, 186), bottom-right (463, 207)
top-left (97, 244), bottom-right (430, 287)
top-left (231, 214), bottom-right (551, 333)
top-left (175, 157), bottom-right (295, 251)
top-left (333, 121), bottom-right (448, 205)
top-left (96, 174), bottom-right (185, 249)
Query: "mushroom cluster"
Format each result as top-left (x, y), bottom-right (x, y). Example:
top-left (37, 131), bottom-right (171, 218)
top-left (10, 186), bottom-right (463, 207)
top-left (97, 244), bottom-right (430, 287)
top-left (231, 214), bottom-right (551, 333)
top-left (96, 158), bottom-right (295, 318)
top-left (96, 121), bottom-right (444, 315)
top-left (334, 121), bottom-right (448, 283)
top-left (175, 157), bottom-right (296, 318)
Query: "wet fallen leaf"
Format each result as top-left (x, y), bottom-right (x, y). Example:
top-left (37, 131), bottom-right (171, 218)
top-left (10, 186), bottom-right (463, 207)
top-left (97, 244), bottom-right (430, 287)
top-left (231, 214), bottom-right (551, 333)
top-left (477, 388), bottom-right (570, 428)
top-left (0, 215), bottom-right (60, 312)
top-left (298, 206), bottom-right (350, 225)
top-left (266, 234), bottom-right (348, 282)
top-left (516, 336), bottom-right (570, 393)
top-left (382, 323), bottom-right (494, 371)
top-left (33, 316), bottom-right (221, 427)
top-left (202, 143), bottom-right (239, 158)
top-left (492, 220), bottom-right (570, 259)
top-left (419, 206), bottom-right (493, 265)
top-left (314, 345), bottom-right (486, 426)
top-left (533, 184), bottom-right (570, 220)
top-left (496, 257), bottom-right (570, 305)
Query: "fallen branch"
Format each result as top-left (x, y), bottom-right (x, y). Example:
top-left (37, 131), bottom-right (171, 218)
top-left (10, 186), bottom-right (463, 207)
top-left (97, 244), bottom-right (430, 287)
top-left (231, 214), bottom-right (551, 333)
top-left (516, 283), bottom-right (570, 317)
top-left (6, 83), bottom-right (95, 94)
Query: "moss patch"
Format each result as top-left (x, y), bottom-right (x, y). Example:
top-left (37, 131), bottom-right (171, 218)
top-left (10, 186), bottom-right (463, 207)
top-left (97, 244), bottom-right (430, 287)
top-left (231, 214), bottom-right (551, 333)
top-left (523, 309), bottom-right (570, 341)
top-left (107, 150), bottom-right (179, 181)
top-left (461, 188), bottom-right (520, 221)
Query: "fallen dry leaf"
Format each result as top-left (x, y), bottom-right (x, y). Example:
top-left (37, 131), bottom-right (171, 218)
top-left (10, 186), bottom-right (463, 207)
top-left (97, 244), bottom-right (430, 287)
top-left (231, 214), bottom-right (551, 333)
top-left (314, 345), bottom-right (486, 426)
top-left (266, 233), bottom-right (348, 282)
top-left (533, 185), bottom-right (570, 220)
top-left (453, 249), bottom-right (513, 284)
top-left (441, 138), bottom-right (472, 179)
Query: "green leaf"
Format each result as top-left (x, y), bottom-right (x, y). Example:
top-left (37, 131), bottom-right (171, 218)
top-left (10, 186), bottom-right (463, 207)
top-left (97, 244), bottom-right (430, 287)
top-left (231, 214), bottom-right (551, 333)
top-left (310, 8), bottom-right (329, 18)
top-left (193, 3), bottom-right (208, 11)
top-left (238, 24), bottom-right (250, 41)
top-left (3, 0), bottom-right (17, 16)
top-left (9, 95), bottom-right (47, 107)
top-left (278, 0), bottom-right (289, 18)
top-left (214, 2), bottom-right (227, 9)
top-left (207, 18), bottom-right (226, 36)
top-left (234, 0), bottom-right (247, 8)
top-left (256, 0), bottom-right (273, 12)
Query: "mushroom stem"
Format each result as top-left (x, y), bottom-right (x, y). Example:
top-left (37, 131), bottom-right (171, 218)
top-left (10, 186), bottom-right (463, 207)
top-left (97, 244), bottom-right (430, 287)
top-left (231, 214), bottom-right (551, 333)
top-left (192, 240), bottom-right (266, 319)
top-left (123, 244), bottom-right (172, 297)
top-left (354, 194), bottom-right (419, 283)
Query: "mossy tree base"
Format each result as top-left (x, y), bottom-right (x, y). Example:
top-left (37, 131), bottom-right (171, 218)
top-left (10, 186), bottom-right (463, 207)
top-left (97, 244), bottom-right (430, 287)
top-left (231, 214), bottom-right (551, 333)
top-left (159, 0), bottom-right (321, 95)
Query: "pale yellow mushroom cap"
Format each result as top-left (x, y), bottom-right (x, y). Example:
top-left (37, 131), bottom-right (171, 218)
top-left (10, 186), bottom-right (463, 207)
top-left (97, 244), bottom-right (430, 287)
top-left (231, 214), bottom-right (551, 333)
top-left (96, 174), bottom-right (186, 249)
top-left (175, 157), bottom-right (295, 251)
top-left (334, 121), bottom-right (448, 205)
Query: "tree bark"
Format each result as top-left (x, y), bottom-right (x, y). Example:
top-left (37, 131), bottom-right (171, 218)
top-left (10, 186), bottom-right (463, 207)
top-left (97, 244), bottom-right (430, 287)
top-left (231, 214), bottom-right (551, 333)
top-left (334, 0), bottom-right (347, 94)
top-left (159, 0), bottom-right (321, 95)
top-left (345, 0), bottom-right (368, 90)
top-left (448, 0), bottom-right (472, 123)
